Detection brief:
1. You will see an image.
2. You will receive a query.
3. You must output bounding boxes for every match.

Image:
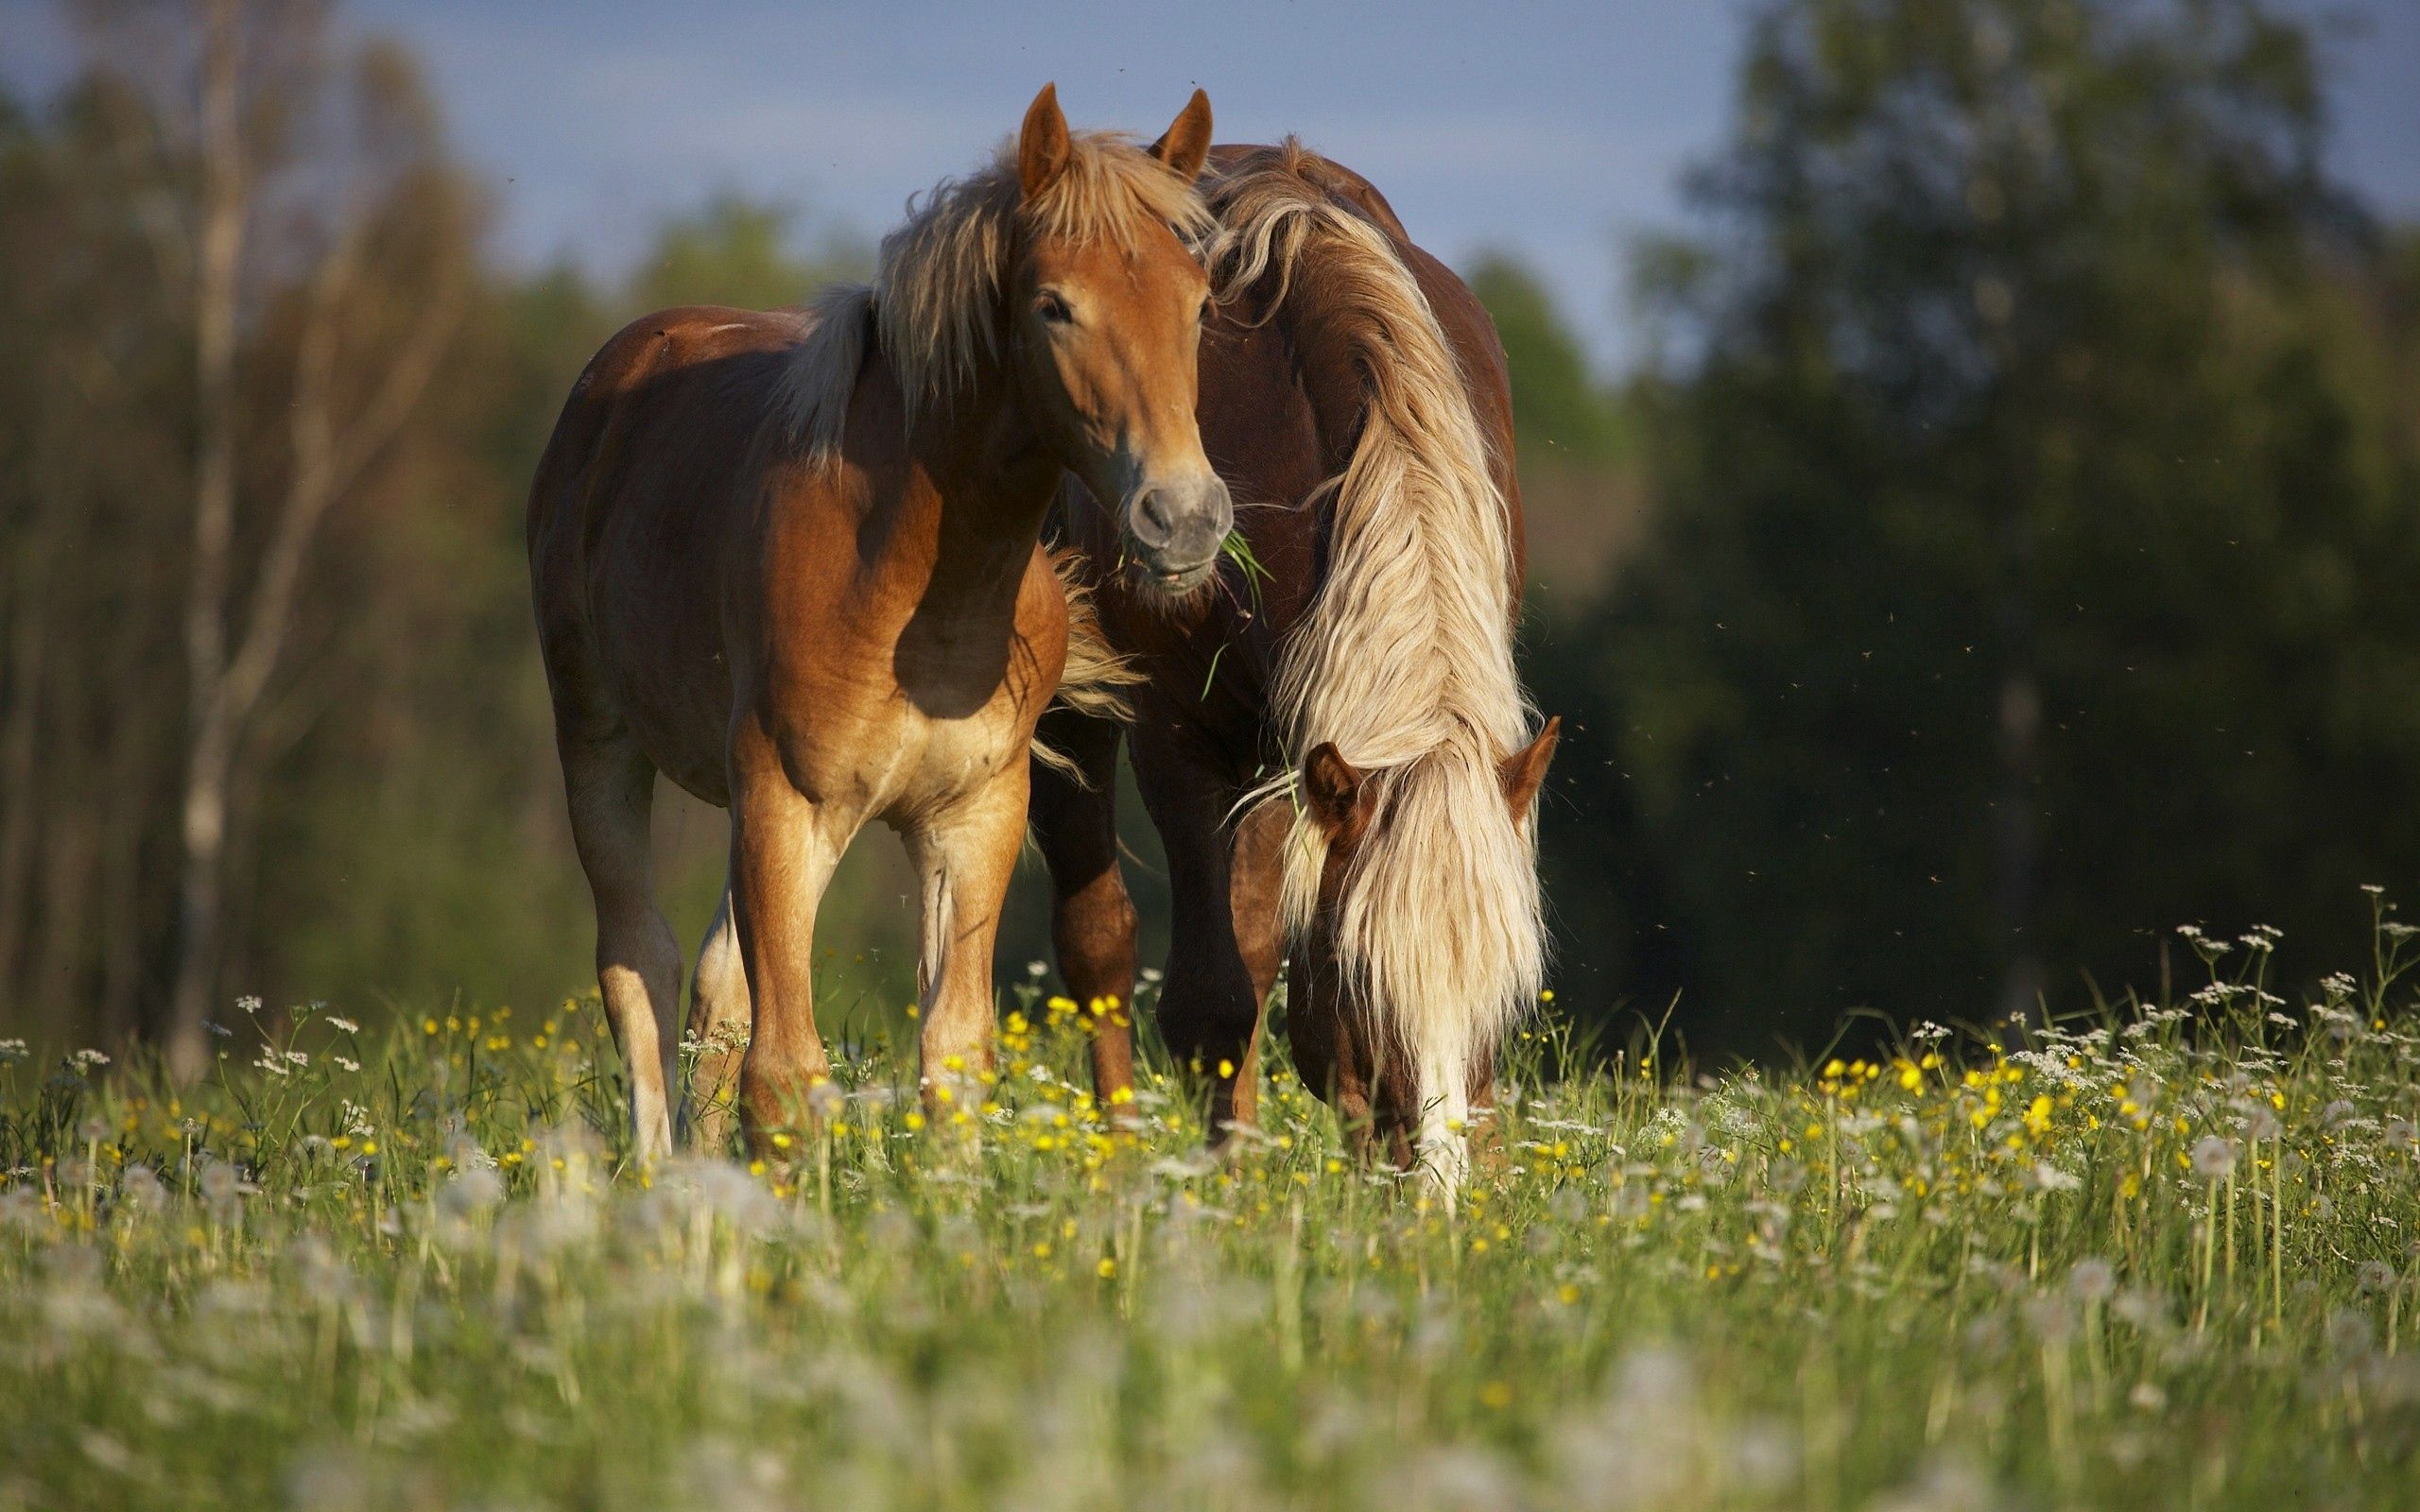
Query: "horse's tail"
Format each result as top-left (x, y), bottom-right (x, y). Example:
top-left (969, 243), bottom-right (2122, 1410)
top-left (1034, 549), bottom-right (1140, 782)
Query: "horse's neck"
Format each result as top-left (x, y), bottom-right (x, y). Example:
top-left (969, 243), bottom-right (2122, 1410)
top-left (890, 374), bottom-right (1060, 607)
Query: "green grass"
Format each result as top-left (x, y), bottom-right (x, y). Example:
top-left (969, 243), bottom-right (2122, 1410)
top-left (7, 902), bottom-right (2420, 1511)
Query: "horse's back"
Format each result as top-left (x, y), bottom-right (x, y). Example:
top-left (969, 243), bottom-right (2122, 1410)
top-left (527, 305), bottom-right (810, 799)
top-left (1199, 143), bottom-right (1523, 611)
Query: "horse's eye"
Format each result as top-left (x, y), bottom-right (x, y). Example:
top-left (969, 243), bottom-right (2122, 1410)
top-left (1035, 291), bottom-right (1074, 325)
top-left (1197, 294), bottom-right (1214, 323)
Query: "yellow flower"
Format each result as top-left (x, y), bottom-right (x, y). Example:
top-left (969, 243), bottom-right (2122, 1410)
top-left (1097, 1257), bottom-right (1117, 1279)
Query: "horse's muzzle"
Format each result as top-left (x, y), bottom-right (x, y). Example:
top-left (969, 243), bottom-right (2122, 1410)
top-left (1123, 475), bottom-right (1232, 590)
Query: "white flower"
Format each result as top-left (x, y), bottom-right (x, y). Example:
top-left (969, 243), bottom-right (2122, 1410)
top-left (2068, 1257), bottom-right (2117, 1301)
top-left (2191, 1136), bottom-right (2237, 1179)
top-left (118, 1164), bottom-right (166, 1208)
top-left (326, 1017), bottom-right (361, 1036)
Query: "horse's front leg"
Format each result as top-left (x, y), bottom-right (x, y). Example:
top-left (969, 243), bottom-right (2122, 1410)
top-left (902, 761), bottom-right (1029, 1125)
top-left (1132, 732), bottom-right (1287, 1147)
top-left (730, 730), bottom-right (847, 1159)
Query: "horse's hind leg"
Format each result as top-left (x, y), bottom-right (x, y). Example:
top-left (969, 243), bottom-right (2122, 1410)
top-left (680, 874), bottom-right (751, 1153)
top-left (1028, 708), bottom-right (1141, 1121)
top-left (558, 733), bottom-right (682, 1163)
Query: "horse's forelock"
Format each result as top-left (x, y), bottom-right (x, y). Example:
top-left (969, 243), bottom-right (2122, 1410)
top-left (875, 132), bottom-right (1212, 426)
top-left (780, 131), bottom-right (1212, 452)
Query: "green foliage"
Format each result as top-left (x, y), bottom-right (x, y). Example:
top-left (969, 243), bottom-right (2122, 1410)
top-left (1538, 0), bottom-right (2420, 1057)
top-left (631, 193), bottom-right (870, 315)
top-left (1466, 252), bottom-right (1630, 466)
top-left (1, 26), bottom-right (890, 1048)
top-left (7, 911), bottom-right (2420, 1508)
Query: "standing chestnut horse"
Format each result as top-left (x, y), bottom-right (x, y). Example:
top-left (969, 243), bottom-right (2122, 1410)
top-left (1033, 141), bottom-right (1559, 1188)
top-left (530, 86), bottom-right (1229, 1160)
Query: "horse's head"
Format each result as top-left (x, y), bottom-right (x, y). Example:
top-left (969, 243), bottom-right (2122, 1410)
top-left (1284, 716), bottom-right (1562, 1180)
top-left (1006, 85), bottom-right (1232, 594)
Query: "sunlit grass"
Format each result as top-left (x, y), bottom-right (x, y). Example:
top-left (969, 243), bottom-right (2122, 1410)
top-left (6, 898), bottom-right (2420, 1510)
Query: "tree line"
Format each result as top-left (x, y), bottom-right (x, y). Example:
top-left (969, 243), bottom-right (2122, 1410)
top-left (5, 0), bottom-right (2416, 1066)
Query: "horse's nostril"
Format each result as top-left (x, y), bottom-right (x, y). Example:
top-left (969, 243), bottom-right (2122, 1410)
top-left (1126, 479), bottom-right (1227, 575)
top-left (1133, 489), bottom-right (1174, 544)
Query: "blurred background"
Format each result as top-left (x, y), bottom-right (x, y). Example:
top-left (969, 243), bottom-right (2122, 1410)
top-left (3, 0), bottom-right (2417, 1063)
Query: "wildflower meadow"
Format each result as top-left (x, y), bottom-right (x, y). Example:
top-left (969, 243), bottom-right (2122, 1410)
top-left (7, 899), bottom-right (2420, 1511)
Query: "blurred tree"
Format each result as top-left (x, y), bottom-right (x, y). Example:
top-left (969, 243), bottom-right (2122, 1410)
top-left (0, 0), bottom-right (911, 1057)
top-left (160, 4), bottom-right (472, 1076)
top-left (632, 193), bottom-right (869, 314)
top-left (2, 4), bottom-right (557, 1053)
top-left (0, 70), bottom-right (193, 1047)
top-left (1465, 253), bottom-right (1629, 467)
top-left (1464, 252), bottom-right (1651, 603)
top-left (1537, 0), bottom-right (2420, 1057)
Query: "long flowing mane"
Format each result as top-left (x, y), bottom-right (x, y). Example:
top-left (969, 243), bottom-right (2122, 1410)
top-left (782, 132), bottom-right (1215, 455)
top-left (1210, 142), bottom-right (1542, 1176)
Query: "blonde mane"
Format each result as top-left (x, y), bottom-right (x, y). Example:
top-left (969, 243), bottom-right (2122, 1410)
top-left (784, 130), bottom-right (1215, 455)
top-left (1210, 143), bottom-right (1542, 1186)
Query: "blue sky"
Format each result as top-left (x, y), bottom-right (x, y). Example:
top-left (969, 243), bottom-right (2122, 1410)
top-left (6, 0), bottom-right (2415, 370)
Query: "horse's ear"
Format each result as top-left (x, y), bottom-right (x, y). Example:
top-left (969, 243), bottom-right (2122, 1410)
top-left (1499, 716), bottom-right (1561, 824)
top-left (1148, 88), bottom-right (1214, 182)
top-left (1018, 83), bottom-right (1072, 199)
top-left (1302, 742), bottom-right (1366, 835)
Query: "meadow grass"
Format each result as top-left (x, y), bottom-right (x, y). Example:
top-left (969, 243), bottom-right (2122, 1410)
top-left (6, 902), bottom-right (2420, 1511)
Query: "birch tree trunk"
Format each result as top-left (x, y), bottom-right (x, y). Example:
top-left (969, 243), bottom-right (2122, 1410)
top-left (164, 0), bottom-right (246, 1080)
top-left (164, 0), bottom-right (464, 1075)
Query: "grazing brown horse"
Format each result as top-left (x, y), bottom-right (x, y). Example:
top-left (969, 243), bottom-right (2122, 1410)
top-left (1032, 141), bottom-right (1559, 1189)
top-left (530, 86), bottom-right (1229, 1160)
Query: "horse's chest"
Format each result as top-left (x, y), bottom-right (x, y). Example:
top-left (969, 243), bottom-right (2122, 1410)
top-left (765, 627), bottom-right (1038, 820)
